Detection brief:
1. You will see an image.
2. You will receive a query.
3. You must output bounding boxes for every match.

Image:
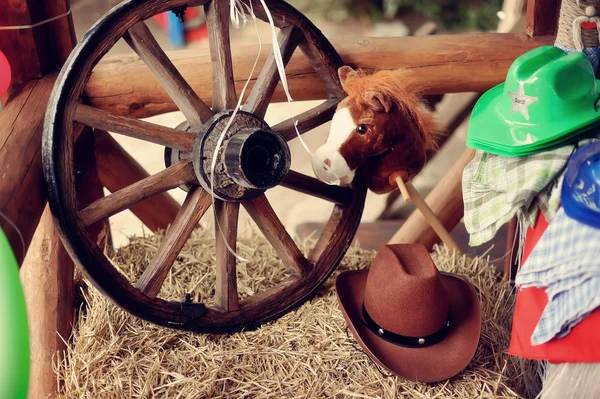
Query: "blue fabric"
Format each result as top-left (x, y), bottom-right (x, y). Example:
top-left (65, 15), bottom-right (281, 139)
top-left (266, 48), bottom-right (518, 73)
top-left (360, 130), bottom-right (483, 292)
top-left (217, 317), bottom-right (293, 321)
top-left (533, 275), bottom-right (600, 344)
top-left (554, 43), bottom-right (600, 73)
top-left (516, 208), bottom-right (600, 345)
top-left (562, 141), bottom-right (600, 228)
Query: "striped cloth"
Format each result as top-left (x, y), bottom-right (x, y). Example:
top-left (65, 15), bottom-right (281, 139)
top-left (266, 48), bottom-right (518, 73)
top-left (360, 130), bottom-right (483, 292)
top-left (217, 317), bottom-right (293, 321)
top-left (516, 208), bottom-right (600, 345)
top-left (462, 147), bottom-right (573, 246)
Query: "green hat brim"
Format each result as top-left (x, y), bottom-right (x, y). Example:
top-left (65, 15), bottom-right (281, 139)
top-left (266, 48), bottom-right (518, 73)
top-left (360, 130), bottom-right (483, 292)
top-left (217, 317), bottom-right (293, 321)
top-left (467, 82), bottom-right (600, 156)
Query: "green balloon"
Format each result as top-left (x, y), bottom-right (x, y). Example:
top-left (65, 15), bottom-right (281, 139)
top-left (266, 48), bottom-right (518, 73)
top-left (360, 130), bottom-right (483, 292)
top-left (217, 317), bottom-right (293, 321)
top-left (0, 228), bottom-right (29, 398)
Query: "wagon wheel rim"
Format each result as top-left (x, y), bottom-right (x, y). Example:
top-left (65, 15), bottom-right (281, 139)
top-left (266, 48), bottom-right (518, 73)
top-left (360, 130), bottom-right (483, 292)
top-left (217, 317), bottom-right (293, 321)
top-left (43, 0), bottom-right (366, 332)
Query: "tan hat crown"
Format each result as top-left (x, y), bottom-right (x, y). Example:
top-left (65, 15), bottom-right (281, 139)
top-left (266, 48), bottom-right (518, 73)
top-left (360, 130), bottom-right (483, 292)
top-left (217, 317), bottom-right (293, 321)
top-left (363, 245), bottom-right (451, 340)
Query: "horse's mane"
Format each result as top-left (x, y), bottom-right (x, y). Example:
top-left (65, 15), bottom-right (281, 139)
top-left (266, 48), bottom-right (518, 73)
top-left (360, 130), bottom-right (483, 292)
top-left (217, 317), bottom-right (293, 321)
top-left (342, 68), bottom-right (441, 149)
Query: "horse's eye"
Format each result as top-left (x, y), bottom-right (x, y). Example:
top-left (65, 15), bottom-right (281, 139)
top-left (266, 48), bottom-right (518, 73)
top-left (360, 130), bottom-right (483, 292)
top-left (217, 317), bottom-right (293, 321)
top-left (356, 124), bottom-right (368, 135)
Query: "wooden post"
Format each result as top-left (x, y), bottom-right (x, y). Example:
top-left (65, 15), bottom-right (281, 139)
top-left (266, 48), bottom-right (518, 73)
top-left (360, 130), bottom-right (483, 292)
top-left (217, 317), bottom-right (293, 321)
top-left (75, 128), bottom-right (113, 251)
top-left (94, 130), bottom-right (181, 232)
top-left (391, 173), bottom-right (461, 253)
top-left (527, 0), bottom-right (560, 37)
top-left (0, 75), bottom-right (57, 264)
top-left (388, 149), bottom-right (475, 249)
top-left (20, 205), bottom-right (74, 399)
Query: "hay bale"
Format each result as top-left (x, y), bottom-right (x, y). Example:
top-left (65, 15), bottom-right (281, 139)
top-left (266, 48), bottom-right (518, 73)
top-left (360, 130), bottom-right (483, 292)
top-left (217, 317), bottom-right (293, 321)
top-left (56, 231), bottom-right (539, 398)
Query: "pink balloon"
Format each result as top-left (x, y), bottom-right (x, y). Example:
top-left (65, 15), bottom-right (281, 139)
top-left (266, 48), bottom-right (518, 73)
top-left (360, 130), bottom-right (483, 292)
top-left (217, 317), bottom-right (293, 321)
top-left (0, 51), bottom-right (11, 97)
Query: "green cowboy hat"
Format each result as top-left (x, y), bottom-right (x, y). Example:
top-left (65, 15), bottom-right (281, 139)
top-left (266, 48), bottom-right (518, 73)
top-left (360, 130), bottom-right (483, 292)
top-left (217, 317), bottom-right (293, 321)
top-left (467, 46), bottom-right (600, 157)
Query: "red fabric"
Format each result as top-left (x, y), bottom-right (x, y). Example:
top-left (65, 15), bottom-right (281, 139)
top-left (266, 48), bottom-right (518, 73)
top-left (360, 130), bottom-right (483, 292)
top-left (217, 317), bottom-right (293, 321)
top-left (508, 211), bottom-right (600, 363)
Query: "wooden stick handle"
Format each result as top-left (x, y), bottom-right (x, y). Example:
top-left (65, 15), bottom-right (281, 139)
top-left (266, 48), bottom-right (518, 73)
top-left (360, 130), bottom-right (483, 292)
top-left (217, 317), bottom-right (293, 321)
top-left (390, 171), bottom-right (411, 203)
top-left (390, 172), bottom-right (461, 253)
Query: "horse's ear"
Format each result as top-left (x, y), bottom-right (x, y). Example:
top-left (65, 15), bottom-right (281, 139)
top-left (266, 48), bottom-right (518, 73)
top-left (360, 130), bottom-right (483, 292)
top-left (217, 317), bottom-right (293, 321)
top-left (338, 66), bottom-right (357, 86)
top-left (364, 90), bottom-right (392, 113)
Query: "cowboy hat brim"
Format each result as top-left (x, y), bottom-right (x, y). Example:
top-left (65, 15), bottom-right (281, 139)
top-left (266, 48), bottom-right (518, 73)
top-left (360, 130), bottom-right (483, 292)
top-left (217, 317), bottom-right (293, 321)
top-left (336, 269), bottom-right (481, 383)
top-left (467, 83), bottom-right (600, 157)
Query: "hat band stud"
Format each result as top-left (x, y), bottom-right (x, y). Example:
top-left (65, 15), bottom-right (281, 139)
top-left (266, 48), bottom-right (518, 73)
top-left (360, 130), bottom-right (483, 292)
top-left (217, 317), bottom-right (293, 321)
top-left (362, 305), bottom-right (451, 348)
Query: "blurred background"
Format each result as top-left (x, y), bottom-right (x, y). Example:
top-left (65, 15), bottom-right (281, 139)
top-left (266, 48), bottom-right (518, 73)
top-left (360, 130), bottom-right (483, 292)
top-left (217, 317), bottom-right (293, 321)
top-left (70, 0), bottom-right (525, 265)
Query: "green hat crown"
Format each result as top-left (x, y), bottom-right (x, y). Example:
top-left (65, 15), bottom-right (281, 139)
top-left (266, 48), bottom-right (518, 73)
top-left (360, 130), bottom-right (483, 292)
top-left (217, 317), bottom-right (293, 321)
top-left (500, 46), bottom-right (597, 124)
top-left (468, 45), bottom-right (600, 157)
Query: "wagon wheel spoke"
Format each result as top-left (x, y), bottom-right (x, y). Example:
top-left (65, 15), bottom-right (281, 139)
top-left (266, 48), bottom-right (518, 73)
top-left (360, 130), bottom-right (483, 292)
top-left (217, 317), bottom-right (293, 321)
top-left (135, 187), bottom-right (212, 298)
top-left (244, 26), bottom-right (301, 118)
top-left (80, 162), bottom-right (196, 227)
top-left (214, 200), bottom-right (240, 312)
top-left (205, 0), bottom-right (237, 111)
top-left (272, 98), bottom-right (342, 141)
top-left (74, 105), bottom-right (194, 152)
top-left (281, 170), bottom-right (352, 206)
top-left (124, 21), bottom-right (213, 128)
top-left (243, 194), bottom-right (310, 276)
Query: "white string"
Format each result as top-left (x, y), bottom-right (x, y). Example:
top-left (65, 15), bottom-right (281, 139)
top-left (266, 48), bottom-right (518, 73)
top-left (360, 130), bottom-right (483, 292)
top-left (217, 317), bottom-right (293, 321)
top-left (241, 1), bottom-right (341, 186)
top-left (258, 0), bottom-right (293, 102)
top-left (215, 0), bottom-right (343, 261)
top-left (573, 16), bottom-right (589, 52)
top-left (229, 0), bottom-right (248, 29)
top-left (0, 9), bottom-right (71, 30)
top-left (209, 0), bottom-right (264, 262)
top-left (0, 210), bottom-right (25, 262)
top-left (291, 117), bottom-right (342, 185)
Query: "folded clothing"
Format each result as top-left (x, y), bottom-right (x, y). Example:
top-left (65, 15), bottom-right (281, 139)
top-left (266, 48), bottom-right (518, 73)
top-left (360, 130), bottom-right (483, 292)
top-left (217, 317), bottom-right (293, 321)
top-left (463, 147), bottom-right (573, 246)
top-left (516, 208), bottom-right (600, 345)
top-left (509, 212), bottom-right (600, 363)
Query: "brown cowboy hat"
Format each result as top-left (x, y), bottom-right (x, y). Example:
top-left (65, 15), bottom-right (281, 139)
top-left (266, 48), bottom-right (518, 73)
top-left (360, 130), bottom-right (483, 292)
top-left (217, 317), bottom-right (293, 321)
top-left (336, 244), bottom-right (481, 382)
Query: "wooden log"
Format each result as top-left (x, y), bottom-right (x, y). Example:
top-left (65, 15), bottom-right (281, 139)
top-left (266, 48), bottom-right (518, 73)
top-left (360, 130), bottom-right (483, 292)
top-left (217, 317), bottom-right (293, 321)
top-left (41, 0), bottom-right (77, 66)
top-left (75, 128), bottom-right (113, 251)
top-left (0, 75), bottom-right (57, 264)
top-left (388, 148), bottom-right (475, 249)
top-left (94, 130), bottom-right (181, 233)
top-left (20, 205), bottom-right (74, 399)
top-left (527, 0), bottom-right (560, 37)
top-left (86, 33), bottom-right (554, 118)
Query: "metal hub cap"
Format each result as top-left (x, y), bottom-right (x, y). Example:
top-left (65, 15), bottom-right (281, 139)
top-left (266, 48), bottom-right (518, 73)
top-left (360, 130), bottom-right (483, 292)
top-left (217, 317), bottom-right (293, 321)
top-left (165, 110), bottom-right (291, 201)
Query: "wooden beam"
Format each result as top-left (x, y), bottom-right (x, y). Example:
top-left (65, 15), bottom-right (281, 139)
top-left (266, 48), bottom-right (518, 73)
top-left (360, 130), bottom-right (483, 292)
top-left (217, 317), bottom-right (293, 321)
top-left (388, 148), bottom-right (475, 249)
top-left (527, 0), bottom-right (560, 37)
top-left (75, 128), bottom-right (113, 251)
top-left (86, 33), bottom-right (554, 118)
top-left (20, 205), bottom-right (74, 399)
top-left (0, 75), bottom-right (57, 264)
top-left (94, 130), bottom-right (181, 233)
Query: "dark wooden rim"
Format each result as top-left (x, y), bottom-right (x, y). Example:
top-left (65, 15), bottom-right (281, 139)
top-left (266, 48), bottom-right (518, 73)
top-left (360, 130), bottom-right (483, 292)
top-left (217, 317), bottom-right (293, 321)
top-left (43, 0), bottom-right (366, 332)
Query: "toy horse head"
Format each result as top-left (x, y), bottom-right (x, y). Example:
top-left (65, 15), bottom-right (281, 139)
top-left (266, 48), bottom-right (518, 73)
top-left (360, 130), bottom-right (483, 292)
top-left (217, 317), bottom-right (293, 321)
top-left (312, 66), bottom-right (438, 194)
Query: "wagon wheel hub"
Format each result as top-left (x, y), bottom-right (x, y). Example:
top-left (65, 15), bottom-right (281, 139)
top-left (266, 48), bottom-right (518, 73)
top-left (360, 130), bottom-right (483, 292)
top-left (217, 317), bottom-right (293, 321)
top-left (192, 111), bottom-right (291, 202)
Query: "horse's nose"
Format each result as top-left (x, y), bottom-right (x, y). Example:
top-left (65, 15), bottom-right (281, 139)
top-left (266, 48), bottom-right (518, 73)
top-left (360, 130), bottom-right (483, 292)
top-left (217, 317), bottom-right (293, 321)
top-left (324, 158), bottom-right (332, 167)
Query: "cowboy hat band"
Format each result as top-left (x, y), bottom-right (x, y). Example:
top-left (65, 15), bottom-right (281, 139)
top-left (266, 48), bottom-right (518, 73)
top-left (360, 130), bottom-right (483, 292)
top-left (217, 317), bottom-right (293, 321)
top-left (362, 305), bottom-right (451, 348)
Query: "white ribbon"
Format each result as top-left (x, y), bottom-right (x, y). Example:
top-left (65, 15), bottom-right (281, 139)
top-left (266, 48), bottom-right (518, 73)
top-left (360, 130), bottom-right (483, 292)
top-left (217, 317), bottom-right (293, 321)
top-left (0, 9), bottom-right (71, 30)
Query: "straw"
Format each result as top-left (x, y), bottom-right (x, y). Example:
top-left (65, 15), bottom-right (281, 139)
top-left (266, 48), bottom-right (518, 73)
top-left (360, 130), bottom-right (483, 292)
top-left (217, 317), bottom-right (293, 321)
top-left (55, 230), bottom-right (540, 399)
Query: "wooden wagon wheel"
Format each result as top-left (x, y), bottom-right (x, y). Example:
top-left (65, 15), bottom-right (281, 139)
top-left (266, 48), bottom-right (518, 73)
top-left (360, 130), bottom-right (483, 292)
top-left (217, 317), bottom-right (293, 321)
top-left (43, 0), bottom-right (366, 332)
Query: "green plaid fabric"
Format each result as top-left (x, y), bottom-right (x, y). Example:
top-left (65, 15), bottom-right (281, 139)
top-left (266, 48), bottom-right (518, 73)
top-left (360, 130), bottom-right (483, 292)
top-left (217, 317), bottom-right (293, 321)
top-left (463, 147), bottom-right (573, 246)
top-left (525, 171), bottom-right (564, 226)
